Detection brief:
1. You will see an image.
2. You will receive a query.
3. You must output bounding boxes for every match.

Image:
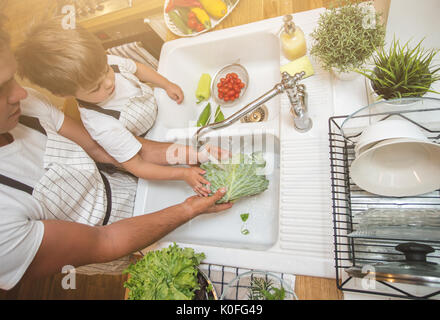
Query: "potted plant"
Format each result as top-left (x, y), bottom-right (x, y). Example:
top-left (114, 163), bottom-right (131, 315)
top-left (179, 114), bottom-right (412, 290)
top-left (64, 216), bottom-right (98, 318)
top-left (220, 270), bottom-right (298, 300)
top-left (310, 0), bottom-right (386, 80)
top-left (124, 243), bottom-right (217, 300)
top-left (359, 38), bottom-right (440, 103)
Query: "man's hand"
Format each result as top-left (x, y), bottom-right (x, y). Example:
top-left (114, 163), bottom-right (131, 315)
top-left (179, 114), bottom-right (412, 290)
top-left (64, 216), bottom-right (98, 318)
top-left (183, 188), bottom-right (233, 218)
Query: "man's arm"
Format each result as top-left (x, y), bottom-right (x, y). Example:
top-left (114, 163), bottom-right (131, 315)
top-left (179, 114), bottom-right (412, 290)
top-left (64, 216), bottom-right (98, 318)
top-left (22, 189), bottom-right (231, 280)
top-left (58, 115), bottom-right (119, 166)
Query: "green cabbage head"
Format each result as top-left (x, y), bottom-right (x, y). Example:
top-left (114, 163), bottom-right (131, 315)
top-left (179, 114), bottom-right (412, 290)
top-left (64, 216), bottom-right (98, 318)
top-left (201, 152), bottom-right (270, 204)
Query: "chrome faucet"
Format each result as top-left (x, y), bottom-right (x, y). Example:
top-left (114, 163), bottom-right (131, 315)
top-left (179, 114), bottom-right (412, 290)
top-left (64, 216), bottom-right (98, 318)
top-left (194, 71), bottom-right (312, 148)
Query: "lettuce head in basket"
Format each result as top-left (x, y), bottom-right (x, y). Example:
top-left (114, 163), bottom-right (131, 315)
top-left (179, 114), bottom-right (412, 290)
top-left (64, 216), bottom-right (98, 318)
top-left (201, 152), bottom-right (269, 204)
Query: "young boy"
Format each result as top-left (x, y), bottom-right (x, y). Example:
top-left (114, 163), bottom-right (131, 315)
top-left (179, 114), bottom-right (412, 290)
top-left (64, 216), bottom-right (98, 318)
top-left (16, 19), bottom-right (222, 196)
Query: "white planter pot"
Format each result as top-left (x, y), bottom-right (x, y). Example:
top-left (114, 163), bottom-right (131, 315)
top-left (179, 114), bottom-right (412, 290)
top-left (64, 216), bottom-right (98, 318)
top-left (366, 78), bottom-right (422, 107)
top-left (331, 67), bottom-right (360, 81)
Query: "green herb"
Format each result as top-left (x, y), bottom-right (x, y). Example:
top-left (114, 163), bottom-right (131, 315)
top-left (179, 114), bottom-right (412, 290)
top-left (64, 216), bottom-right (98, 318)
top-left (241, 228), bottom-right (250, 235)
top-left (123, 243), bottom-right (205, 300)
top-left (358, 38), bottom-right (440, 100)
top-left (248, 277), bottom-right (286, 300)
top-left (201, 152), bottom-right (269, 204)
top-left (240, 213), bottom-right (249, 222)
top-left (310, 0), bottom-right (385, 73)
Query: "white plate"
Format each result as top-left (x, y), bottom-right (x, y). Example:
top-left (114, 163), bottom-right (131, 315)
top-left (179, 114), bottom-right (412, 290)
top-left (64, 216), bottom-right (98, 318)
top-left (351, 138), bottom-right (440, 197)
top-left (164, 0), bottom-right (240, 37)
top-left (355, 119), bottom-right (428, 156)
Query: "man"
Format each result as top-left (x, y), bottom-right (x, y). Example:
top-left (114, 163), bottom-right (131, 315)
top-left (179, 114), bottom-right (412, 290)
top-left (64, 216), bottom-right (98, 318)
top-left (0, 18), bottom-right (232, 290)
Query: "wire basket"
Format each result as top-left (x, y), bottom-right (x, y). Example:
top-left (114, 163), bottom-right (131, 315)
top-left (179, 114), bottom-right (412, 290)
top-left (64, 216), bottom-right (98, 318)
top-left (329, 97), bottom-right (440, 299)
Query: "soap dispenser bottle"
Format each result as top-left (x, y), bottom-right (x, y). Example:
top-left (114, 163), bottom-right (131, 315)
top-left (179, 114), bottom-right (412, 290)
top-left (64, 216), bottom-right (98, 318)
top-left (280, 15), bottom-right (307, 61)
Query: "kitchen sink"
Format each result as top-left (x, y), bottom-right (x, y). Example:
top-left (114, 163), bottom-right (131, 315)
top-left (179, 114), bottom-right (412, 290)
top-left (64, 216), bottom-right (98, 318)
top-left (134, 25), bottom-right (285, 250)
top-left (135, 132), bottom-right (280, 250)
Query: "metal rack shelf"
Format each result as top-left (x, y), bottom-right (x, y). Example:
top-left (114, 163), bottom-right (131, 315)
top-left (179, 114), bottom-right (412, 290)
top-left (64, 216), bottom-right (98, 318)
top-left (329, 99), bottom-right (440, 299)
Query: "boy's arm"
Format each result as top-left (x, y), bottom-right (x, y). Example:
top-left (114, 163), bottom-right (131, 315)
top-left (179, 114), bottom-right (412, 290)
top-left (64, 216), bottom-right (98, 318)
top-left (121, 153), bottom-right (211, 196)
top-left (58, 115), bottom-right (119, 166)
top-left (134, 62), bottom-right (184, 104)
top-left (135, 137), bottom-right (199, 166)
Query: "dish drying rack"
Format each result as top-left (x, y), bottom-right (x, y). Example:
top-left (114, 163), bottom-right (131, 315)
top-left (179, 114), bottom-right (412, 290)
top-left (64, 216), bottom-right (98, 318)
top-left (329, 99), bottom-right (440, 299)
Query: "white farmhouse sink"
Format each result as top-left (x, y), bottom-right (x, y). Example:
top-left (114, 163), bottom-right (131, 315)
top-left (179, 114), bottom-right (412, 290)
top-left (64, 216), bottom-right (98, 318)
top-left (134, 22), bottom-right (283, 250)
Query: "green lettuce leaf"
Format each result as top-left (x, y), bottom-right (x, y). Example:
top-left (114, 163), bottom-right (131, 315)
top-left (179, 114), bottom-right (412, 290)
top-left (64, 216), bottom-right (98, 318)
top-left (201, 152), bottom-right (270, 204)
top-left (123, 243), bottom-right (205, 300)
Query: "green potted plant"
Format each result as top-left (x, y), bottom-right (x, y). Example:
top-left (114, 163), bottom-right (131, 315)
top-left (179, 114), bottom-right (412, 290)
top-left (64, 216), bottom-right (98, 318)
top-left (359, 38), bottom-right (440, 103)
top-left (220, 271), bottom-right (298, 300)
top-left (123, 243), bottom-right (217, 300)
top-left (310, 0), bottom-right (386, 80)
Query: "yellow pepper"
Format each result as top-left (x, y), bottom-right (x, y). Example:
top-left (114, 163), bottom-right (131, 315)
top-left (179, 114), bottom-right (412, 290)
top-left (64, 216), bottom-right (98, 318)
top-left (195, 73), bottom-right (211, 104)
top-left (191, 7), bottom-right (211, 29)
top-left (199, 0), bottom-right (228, 20)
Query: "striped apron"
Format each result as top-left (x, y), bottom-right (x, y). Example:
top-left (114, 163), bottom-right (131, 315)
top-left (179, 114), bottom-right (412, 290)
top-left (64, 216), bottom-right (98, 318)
top-left (1, 116), bottom-right (138, 274)
top-left (1, 116), bottom-right (137, 226)
top-left (77, 65), bottom-right (158, 138)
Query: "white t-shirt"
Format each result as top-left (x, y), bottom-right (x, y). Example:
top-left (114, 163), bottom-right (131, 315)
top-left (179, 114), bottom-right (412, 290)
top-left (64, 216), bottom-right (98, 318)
top-left (0, 88), bottom-right (64, 290)
top-left (79, 55), bottom-right (143, 163)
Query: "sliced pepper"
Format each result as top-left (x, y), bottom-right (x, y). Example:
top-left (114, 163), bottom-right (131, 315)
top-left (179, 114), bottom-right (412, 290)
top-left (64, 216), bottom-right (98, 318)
top-left (197, 103), bottom-right (212, 127)
top-left (214, 105), bottom-right (225, 123)
top-left (195, 73), bottom-right (211, 104)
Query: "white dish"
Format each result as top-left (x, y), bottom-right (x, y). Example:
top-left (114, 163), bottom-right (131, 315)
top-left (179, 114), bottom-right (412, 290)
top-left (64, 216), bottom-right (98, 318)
top-left (164, 0), bottom-right (240, 37)
top-left (351, 138), bottom-right (440, 197)
top-left (355, 119), bottom-right (428, 156)
top-left (211, 63), bottom-right (249, 107)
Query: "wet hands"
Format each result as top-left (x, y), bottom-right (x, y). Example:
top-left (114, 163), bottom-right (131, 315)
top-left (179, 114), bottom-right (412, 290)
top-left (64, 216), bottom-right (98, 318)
top-left (183, 166), bottom-right (211, 197)
top-left (183, 187), bottom-right (233, 218)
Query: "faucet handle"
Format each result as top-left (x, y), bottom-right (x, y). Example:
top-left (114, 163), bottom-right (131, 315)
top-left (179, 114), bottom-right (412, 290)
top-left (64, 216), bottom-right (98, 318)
top-left (281, 71), bottom-right (305, 89)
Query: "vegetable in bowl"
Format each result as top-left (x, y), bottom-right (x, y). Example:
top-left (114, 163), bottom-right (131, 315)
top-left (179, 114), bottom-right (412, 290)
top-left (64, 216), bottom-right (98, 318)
top-left (124, 243), bottom-right (213, 300)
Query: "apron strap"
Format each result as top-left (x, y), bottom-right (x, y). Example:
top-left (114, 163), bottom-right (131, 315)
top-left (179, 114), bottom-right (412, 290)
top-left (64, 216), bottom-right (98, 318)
top-left (99, 171), bottom-right (112, 226)
top-left (0, 173), bottom-right (34, 195)
top-left (76, 64), bottom-right (121, 120)
top-left (8, 114), bottom-right (114, 225)
top-left (19, 115), bottom-right (47, 136)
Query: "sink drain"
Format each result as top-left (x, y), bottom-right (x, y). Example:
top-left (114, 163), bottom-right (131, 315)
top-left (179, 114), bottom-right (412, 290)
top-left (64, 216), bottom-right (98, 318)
top-left (240, 105), bottom-right (268, 123)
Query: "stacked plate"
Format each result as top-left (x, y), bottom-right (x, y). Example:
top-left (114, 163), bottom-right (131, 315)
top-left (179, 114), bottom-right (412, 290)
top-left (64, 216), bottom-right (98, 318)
top-left (350, 119), bottom-right (440, 197)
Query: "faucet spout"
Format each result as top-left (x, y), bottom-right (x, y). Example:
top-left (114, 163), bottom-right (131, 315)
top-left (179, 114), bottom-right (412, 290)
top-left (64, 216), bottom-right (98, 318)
top-left (194, 71), bottom-right (312, 147)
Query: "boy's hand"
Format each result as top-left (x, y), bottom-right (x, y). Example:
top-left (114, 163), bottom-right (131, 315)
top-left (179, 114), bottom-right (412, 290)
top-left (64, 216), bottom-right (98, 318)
top-left (165, 82), bottom-right (184, 104)
top-left (183, 167), bottom-right (211, 197)
top-left (198, 144), bottom-right (232, 163)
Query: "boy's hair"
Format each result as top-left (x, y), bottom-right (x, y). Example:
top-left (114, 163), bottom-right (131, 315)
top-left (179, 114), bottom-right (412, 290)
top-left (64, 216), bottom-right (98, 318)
top-left (0, 14), bottom-right (10, 50)
top-left (15, 18), bottom-right (107, 96)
